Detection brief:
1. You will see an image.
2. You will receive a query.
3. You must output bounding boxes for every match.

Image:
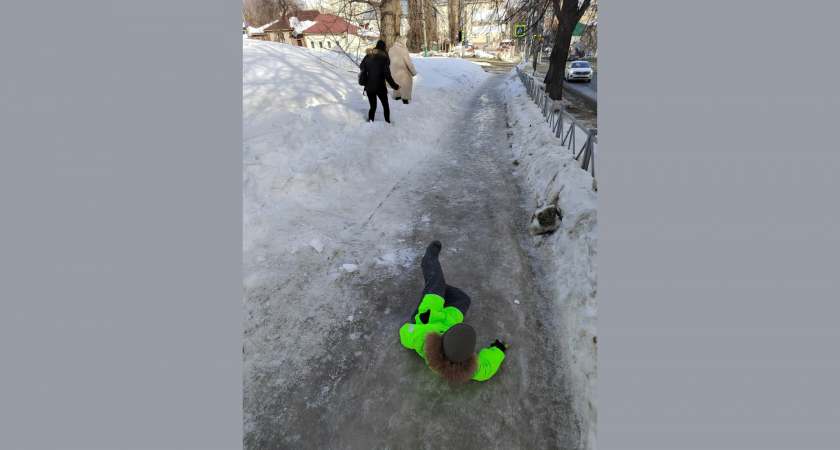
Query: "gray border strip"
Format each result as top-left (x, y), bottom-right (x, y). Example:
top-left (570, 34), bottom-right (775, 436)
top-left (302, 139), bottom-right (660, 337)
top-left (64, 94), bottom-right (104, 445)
top-left (603, 1), bottom-right (840, 449)
top-left (0, 2), bottom-right (243, 449)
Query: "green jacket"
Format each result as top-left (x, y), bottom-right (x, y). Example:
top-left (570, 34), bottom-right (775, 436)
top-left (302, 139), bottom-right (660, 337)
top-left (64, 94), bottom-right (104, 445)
top-left (399, 294), bottom-right (505, 381)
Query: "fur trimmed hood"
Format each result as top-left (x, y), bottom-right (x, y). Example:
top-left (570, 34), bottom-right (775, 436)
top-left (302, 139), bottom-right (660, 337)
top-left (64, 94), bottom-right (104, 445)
top-left (366, 48), bottom-right (389, 60)
top-left (424, 332), bottom-right (478, 385)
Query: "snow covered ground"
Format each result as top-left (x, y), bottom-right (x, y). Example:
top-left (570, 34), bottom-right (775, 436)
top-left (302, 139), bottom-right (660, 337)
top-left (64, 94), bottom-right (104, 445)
top-left (242, 40), bottom-right (596, 449)
top-left (243, 41), bottom-right (487, 265)
top-left (504, 63), bottom-right (598, 448)
top-left (242, 39), bottom-right (489, 441)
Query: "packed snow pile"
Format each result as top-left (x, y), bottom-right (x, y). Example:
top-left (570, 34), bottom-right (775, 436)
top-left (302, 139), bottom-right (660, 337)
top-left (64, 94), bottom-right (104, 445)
top-left (504, 64), bottom-right (598, 449)
top-left (243, 40), bottom-right (487, 438)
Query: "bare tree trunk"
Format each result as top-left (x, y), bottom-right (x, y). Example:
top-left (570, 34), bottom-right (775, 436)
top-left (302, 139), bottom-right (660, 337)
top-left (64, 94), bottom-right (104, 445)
top-left (380, 0), bottom-right (398, 47)
top-left (544, 0), bottom-right (590, 100)
top-left (544, 23), bottom-right (573, 99)
top-left (447, 0), bottom-right (461, 44)
top-left (407, 0), bottom-right (423, 51)
top-left (391, 0), bottom-right (404, 43)
top-left (405, 0), bottom-right (436, 52)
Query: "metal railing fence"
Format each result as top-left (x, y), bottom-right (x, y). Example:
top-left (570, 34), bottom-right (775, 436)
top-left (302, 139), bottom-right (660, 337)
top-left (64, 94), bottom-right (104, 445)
top-left (515, 66), bottom-right (597, 179)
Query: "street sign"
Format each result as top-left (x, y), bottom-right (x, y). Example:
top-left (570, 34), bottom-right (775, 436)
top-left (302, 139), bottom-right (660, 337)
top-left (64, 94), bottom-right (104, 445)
top-left (515, 24), bottom-right (526, 37)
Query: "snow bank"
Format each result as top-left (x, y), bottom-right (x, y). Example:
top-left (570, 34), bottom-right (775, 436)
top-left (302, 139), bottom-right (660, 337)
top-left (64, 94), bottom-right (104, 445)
top-left (504, 64), bottom-right (598, 449)
top-left (243, 40), bottom-right (487, 433)
top-left (243, 42), bottom-right (486, 255)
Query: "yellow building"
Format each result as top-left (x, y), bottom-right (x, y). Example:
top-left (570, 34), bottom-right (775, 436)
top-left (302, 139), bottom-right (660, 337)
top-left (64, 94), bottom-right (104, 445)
top-left (468, 2), bottom-right (507, 52)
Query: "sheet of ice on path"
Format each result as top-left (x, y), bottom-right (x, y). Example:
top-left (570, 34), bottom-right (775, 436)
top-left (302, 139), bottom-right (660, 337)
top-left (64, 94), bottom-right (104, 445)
top-left (504, 64), bottom-right (598, 448)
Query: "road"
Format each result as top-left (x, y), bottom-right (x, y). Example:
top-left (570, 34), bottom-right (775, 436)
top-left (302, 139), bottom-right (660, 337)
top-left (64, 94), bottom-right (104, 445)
top-left (472, 57), bottom-right (597, 103)
top-left (550, 59), bottom-right (597, 105)
top-left (244, 74), bottom-right (582, 449)
top-left (532, 59), bottom-right (597, 111)
top-left (471, 57), bottom-right (597, 127)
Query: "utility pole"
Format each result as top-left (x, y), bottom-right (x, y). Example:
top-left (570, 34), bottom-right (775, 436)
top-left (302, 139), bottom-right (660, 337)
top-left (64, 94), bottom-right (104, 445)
top-left (419, 0), bottom-right (429, 57)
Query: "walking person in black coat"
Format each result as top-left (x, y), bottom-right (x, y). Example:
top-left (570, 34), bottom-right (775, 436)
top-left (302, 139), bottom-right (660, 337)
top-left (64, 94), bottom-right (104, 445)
top-left (360, 40), bottom-right (400, 123)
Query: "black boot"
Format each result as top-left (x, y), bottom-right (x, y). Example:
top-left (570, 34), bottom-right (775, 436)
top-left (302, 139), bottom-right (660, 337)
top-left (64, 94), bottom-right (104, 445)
top-left (425, 241), bottom-right (442, 258)
top-left (394, 96), bottom-right (401, 100)
top-left (402, 99), bottom-right (409, 104)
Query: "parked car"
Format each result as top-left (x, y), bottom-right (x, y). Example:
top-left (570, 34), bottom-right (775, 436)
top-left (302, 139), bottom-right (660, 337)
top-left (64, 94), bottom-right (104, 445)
top-left (567, 53), bottom-right (578, 61)
top-left (564, 61), bottom-right (593, 82)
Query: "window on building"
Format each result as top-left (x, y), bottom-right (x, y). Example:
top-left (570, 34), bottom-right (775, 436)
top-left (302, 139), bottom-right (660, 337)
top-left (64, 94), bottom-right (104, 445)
top-left (310, 42), bottom-right (314, 48)
top-left (319, 41), bottom-right (323, 48)
top-left (296, 39), bottom-right (302, 46)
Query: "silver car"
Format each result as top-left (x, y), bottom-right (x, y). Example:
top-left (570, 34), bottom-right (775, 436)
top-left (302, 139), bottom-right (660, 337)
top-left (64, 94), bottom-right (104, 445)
top-left (565, 61), bottom-right (593, 82)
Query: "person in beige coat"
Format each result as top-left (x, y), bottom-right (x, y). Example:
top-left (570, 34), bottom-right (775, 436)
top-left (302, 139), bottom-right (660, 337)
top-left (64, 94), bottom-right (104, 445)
top-left (388, 40), bottom-right (418, 104)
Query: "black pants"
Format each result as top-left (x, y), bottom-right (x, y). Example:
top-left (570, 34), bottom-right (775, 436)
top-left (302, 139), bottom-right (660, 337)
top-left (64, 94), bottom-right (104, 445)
top-left (410, 242), bottom-right (471, 322)
top-left (367, 89), bottom-right (390, 123)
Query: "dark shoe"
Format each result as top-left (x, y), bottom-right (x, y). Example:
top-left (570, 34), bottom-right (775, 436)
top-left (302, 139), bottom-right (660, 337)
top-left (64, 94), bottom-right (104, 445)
top-left (394, 96), bottom-right (401, 100)
top-left (425, 241), bottom-right (442, 258)
top-left (402, 99), bottom-right (409, 104)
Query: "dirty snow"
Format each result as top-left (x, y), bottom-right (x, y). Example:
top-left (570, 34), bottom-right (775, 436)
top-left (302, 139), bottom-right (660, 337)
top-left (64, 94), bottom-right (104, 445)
top-left (505, 63), bottom-right (598, 448)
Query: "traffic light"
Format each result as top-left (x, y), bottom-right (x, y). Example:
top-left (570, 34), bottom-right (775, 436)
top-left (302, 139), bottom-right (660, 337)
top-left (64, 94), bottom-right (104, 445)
top-left (458, 30), bottom-right (464, 42)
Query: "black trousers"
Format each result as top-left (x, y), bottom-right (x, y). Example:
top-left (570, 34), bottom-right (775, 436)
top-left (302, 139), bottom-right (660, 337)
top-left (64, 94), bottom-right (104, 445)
top-left (367, 89), bottom-right (390, 123)
top-left (410, 243), bottom-right (471, 322)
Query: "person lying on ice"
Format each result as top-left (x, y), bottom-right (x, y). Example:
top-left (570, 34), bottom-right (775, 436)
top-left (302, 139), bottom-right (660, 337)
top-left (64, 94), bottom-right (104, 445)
top-left (399, 241), bottom-right (508, 384)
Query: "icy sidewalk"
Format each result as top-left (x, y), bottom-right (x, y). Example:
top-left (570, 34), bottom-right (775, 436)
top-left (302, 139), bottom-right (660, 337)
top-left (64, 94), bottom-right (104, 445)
top-left (504, 66), bottom-right (598, 449)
